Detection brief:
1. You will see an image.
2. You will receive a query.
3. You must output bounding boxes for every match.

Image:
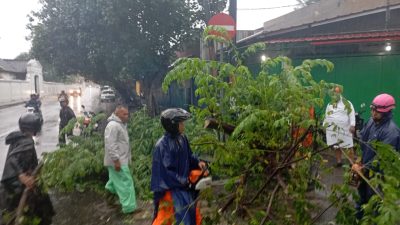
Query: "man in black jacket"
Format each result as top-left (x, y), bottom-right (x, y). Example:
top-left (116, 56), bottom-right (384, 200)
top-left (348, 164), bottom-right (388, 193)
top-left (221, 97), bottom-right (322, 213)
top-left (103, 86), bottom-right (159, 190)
top-left (58, 96), bottom-right (76, 144)
top-left (0, 113), bottom-right (55, 225)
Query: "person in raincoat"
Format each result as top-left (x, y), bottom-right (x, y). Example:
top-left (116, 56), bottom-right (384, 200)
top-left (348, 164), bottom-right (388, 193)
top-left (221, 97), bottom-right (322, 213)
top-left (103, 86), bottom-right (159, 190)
top-left (151, 108), bottom-right (208, 225)
top-left (104, 105), bottom-right (137, 214)
top-left (58, 96), bottom-right (76, 144)
top-left (324, 86), bottom-right (356, 167)
top-left (351, 93), bottom-right (400, 219)
top-left (0, 113), bottom-right (55, 225)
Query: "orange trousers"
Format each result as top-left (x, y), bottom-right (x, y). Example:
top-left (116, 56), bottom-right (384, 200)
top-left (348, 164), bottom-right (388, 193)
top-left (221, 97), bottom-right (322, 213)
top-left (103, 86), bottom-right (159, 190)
top-left (152, 191), bottom-right (202, 225)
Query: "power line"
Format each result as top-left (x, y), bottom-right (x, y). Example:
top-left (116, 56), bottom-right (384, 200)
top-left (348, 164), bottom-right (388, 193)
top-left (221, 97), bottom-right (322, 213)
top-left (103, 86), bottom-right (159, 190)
top-left (237, 4), bottom-right (301, 11)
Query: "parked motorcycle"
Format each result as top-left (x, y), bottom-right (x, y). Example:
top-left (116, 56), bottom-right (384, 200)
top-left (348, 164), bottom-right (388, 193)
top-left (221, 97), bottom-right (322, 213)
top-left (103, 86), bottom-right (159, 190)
top-left (72, 105), bottom-right (99, 137)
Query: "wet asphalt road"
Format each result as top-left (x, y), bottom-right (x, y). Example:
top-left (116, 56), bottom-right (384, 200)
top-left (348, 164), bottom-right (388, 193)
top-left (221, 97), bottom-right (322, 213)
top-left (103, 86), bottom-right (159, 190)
top-left (0, 86), bottom-right (116, 178)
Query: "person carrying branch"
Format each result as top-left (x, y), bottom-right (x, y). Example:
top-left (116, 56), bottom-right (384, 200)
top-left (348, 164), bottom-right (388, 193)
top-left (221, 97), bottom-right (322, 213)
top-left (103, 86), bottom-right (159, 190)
top-left (0, 113), bottom-right (55, 225)
top-left (351, 93), bottom-right (400, 219)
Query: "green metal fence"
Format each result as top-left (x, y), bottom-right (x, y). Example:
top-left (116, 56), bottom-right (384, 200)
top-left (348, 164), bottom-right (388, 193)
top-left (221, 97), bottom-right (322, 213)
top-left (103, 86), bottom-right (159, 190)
top-left (164, 53), bottom-right (400, 124)
top-left (303, 54), bottom-right (400, 124)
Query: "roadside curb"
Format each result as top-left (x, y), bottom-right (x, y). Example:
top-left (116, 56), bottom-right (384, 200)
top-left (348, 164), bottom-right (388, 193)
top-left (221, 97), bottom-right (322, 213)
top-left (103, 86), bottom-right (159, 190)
top-left (0, 101), bottom-right (25, 109)
top-left (0, 95), bottom-right (58, 110)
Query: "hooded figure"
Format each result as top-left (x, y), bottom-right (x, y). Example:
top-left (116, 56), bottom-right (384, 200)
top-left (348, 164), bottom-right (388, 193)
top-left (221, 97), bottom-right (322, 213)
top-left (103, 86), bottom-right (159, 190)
top-left (0, 114), bottom-right (54, 225)
top-left (151, 108), bottom-right (207, 225)
top-left (104, 106), bottom-right (137, 214)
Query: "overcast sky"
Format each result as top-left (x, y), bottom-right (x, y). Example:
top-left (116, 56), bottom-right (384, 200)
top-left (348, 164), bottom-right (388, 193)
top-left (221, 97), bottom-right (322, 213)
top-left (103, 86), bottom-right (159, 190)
top-left (0, 0), bottom-right (298, 59)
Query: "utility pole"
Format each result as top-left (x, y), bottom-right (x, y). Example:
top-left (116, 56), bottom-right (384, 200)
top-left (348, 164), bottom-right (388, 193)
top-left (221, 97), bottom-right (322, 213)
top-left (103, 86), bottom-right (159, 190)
top-left (203, 0), bottom-right (211, 23)
top-left (228, 0), bottom-right (237, 44)
top-left (201, 0), bottom-right (211, 60)
top-left (385, 0), bottom-right (390, 31)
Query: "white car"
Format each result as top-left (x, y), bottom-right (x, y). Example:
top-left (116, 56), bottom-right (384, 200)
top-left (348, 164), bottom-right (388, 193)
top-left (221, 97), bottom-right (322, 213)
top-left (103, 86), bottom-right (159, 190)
top-left (100, 85), bottom-right (111, 91)
top-left (69, 87), bottom-right (82, 96)
top-left (100, 89), bottom-right (116, 102)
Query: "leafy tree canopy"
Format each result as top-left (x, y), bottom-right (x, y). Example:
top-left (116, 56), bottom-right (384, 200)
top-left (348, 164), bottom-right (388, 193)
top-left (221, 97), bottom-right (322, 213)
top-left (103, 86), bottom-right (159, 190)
top-left (28, 0), bottom-right (227, 85)
top-left (162, 28), bottom-right (338, 224)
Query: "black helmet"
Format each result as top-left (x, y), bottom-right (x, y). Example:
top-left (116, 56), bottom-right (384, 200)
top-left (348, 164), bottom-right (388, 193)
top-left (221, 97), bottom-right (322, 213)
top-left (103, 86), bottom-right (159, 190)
top-left (160, 108), bottom-right (191, 134)
top-left (19, 113), bottom-right (41, 134)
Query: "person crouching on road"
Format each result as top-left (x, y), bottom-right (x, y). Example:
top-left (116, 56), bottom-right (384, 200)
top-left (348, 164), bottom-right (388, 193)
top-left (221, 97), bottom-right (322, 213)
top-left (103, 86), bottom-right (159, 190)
top-left (0, 113), bottom-right (55, 225)
top-left (352, 93), bottom-right (400, 219)
top-left (151, 108), bottom-right (208, 225)
top-left (104, 105), bottom-right (137, 214)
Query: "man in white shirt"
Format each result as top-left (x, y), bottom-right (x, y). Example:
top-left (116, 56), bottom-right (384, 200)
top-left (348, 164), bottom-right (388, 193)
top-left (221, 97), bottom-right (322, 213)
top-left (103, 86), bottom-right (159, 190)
top-left (324, 86), bottom-right (356, 167)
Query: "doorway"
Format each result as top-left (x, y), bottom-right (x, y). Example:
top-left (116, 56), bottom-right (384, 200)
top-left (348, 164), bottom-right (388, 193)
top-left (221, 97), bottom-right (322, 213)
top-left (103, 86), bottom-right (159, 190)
top-left (34, 75), bottom-right (40, 94)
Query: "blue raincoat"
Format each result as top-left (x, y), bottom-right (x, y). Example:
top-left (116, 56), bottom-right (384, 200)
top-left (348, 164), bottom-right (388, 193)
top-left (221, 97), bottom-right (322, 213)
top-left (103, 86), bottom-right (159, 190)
top-left (360, 112), bottom-right (400, 166)
top-left (151, 133), bottom-right (200, 225)
top-left (356, 112), bottom-right (400, 219)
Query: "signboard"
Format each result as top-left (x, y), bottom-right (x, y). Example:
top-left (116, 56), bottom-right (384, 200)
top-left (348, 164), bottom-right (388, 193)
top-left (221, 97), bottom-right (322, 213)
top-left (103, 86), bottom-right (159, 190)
top-left (208, 13), bottom-right (236, 40)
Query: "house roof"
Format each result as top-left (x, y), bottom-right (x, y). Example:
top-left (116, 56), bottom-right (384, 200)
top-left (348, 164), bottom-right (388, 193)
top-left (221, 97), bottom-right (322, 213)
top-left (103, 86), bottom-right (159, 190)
top-left (0, 59), bottom-right (28, 73)
top-left (263, 0), bottom-right (400, 34)
top-left (265, 30), bottom-right (400, 45)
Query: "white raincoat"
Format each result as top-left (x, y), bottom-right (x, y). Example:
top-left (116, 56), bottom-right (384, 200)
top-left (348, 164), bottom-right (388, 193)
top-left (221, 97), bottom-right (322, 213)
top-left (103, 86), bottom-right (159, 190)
top-left (324, 97), bottom-right (356, 148)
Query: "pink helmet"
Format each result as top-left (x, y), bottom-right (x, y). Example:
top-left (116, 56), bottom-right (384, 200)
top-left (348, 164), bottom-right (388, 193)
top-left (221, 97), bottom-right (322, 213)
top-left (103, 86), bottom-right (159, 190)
top-left (371, 93), bottom-right (396, 113)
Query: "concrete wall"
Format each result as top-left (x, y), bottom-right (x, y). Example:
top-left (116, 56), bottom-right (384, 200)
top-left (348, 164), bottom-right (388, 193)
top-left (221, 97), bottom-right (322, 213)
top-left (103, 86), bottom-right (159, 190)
top-left (0, 80), bottom-right (31, 105)
top-left (0, 79), bottom-right (82, 106)
top-left (0, 59), bottom-right (82, 106)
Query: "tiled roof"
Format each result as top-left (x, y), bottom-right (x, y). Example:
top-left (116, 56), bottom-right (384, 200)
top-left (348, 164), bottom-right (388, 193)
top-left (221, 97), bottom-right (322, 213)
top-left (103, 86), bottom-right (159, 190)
top-left (264, 30), bottom-right (400, 44)
top-left (0, 59), bottom-right (28, 73)
top-left (263, 0), bottom-right (400, 33)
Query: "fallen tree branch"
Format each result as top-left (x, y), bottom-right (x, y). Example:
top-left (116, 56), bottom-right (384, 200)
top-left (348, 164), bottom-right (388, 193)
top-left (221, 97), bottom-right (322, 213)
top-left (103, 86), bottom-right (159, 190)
top-left (260, 184), bottom-right (280, 225)
top-left (276, 174), bottom-right (288, 194)
top-left (278, 144), bottom-right (334, 169)
top-left (204, 118), bottom-right (235, 135)
top-left (15, 160), bottom-right (44, 225)
top-left (218, 194), bottom-right (235, 214)
top-left (217, 160), bottom-right (257, 213)
top-left (340, 148), bottom-right (384, 200)
top-left (247, 126), bottom-right (313, 205)
top-left (310, 195), bottom-right (344, 224)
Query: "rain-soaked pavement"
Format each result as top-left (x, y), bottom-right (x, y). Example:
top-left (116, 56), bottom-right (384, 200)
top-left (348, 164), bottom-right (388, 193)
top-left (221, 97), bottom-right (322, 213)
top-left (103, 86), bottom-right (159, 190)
top-left (0, 86), bottom-right (125, 224)
top-left (309, 152), bottom-right (347, 224)
top-left (0, 85), bottom-right (116, 177)
top-left (50, 191), bottom-right (153, 225)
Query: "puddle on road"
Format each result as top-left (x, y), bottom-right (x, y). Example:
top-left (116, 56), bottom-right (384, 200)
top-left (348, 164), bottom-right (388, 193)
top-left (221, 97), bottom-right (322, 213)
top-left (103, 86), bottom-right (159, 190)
top-left (50, 191), bottom-right (124, 225)
top-left (49, 190), bottom-right (153, 225)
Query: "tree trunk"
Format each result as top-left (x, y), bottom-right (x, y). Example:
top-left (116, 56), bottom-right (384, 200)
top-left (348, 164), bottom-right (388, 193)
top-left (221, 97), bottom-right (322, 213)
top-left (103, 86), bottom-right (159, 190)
top-left (143, 70), bottom-right (166, 116)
